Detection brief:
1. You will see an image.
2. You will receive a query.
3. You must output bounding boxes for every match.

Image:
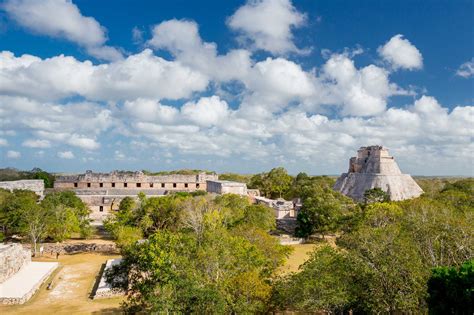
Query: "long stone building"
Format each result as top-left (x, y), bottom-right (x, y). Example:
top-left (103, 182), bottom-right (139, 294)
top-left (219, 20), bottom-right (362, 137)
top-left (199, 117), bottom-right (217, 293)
top-left (334, 146), bottom-right (423, 201)
top-left (54, 171), bottom-right (218, 221)
top-left (0, 180), bottom-right (44, 197)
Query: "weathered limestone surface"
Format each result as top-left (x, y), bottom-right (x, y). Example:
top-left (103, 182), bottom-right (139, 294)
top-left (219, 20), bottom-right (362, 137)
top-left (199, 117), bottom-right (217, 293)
top-left (93, 259), bottom-right (124, 299)
top-left (22, 242), bottom-right (118, 255)
top-left (206, 180), bottom-right (248, 195)
top-left (334, 146), bottom-right (423, 201)
top-left (0, 243), bottom-right (58, 305)
top-left (0, 261), bottom-right (58, 305)
top-left (0, 180), bottom-right (44, 196)
top-left (0, 244), bottom-right (31, 284)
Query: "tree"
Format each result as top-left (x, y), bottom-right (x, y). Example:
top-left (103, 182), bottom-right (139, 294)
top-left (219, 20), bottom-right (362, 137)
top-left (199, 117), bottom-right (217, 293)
top-left (266, 167), bottom-right (292, 198)
top-left (363, 187), bottom-right (390, 204)
top-left (400, 197), bottom-right (473, 267)
top-left (107, 225), bottom-right (276, 313)
top-left (338, 225), bottom-right (428, 313)
top-left (271, 246), bottom-right (356, 313)
top-left (31, 169), bottom-right (55, 188)
top-left (296, 188), bottom-right (358, 238)
top-left (20, 203), bottom-right (49, 256)
top-left (106, 195), bottom-right (289, 313)
top-left (40, 191), bottom-right (91, 240)
top-left (248, 167), bottom-right (294, 198)
top-left (427, 259), bottom-right (474, 315)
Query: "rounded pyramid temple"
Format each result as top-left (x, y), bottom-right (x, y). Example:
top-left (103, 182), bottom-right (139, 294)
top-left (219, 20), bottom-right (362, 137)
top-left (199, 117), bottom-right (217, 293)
top-left (333, 146), bottom-right (423, 201)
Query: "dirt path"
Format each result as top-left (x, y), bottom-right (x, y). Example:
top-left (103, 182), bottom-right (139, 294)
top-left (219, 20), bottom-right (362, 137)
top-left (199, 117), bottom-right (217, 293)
top-left (1, 253), bottom-right (124, 315)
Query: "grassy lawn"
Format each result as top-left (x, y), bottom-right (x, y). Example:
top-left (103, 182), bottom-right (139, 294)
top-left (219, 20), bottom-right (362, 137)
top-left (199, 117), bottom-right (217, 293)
top-left (0, 252), bottom-right (124, 315)
top-left (278, 243), bottom-right (318, 275)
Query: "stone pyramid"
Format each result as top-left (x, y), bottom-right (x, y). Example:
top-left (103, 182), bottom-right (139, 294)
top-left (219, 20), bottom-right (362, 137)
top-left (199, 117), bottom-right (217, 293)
top-left (334, 145), bottom-right (423, 201)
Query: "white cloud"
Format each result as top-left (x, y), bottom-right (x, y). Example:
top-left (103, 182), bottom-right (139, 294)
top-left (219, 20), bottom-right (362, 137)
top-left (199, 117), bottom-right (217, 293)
top-left (456, 58), bottom-right (474, 78)
top-left (321, 54), bottom-right (395, 116)
top-left (3, 0), bottom-right (122, 61)
top-left (378, 34), bottom-right (423, 70)
top-left (181, 96), bottom-right (230, 126)
top-left (0, 50), bottom-right (209, 102)
top-left (0, 96), bottom-right (108, 150)
top-left (22, 139), bottom-right (51, 148)
top-left (57, 150), bottom-right (74, 159)
top-left (148, 19), bottom-right (252, 82)
top-left (0, 138), bottom-right (7, 146)
top-left (123, 98), bottom-right (179, 124)
top-left (227, 0), bottom-right (307, 55)
top-left (6, 150), bottom-right (20, 158)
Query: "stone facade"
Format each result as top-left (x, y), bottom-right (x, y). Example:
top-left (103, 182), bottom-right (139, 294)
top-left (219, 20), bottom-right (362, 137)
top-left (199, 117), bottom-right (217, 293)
top-left (0, 180), bottom-right (44, 196)
top-left (206, 180), bottom-right (248, 195)
top-left (0, 244), bottom-right (31, 284)
top-left (254, 196), bottom-right (298, 219)
top-left (334, 146), bottom-right (423, 201)
top-left (54, 171), bottom-right (218, 221)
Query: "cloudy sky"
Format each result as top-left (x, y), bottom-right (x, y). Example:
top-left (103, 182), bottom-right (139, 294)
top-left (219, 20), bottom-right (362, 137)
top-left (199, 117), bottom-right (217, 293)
top-left (0, 0), bottom-right (472, 175)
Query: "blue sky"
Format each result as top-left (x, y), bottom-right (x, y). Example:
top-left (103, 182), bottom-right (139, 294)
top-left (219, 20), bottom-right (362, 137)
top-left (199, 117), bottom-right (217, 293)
top-left (0, 0), bottom-right (472, 175)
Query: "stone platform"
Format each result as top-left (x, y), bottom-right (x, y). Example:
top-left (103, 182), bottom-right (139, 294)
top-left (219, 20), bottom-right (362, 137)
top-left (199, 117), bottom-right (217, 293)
top-left (93, 258), bottom-right (123, 299)
top-left (0, 261), bottom-right (58, 304)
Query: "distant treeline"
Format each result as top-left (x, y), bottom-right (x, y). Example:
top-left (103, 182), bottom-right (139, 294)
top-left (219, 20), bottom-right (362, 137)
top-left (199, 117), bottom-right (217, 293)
top-left (0, 167), bottom-right (55, 188)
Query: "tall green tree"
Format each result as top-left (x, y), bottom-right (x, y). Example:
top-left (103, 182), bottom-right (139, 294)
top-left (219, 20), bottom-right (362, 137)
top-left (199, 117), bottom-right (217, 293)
top-left (40, 191), bottom-right (91, 240)
top-left (272, 246), bottom-right (356, 313)
top-left (296, 187), bottom-right (358, 238)
top-left (427, 259), bottom-right (474, 315)
top-left (266, 167), bottom-right (292, 198)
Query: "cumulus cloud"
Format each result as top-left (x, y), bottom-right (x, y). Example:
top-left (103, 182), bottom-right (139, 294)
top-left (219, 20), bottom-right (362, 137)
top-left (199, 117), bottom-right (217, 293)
top-left (378, 34), bottom-right (423, 70)
top-left (0, 96), bottom-right (108, 150)
top-left (22, 139), bottom-right (51, 148)
top-left (321, 54), bottom-right (395, 116)
top-left (148, 19), bottom-right (252, 82)
top-left (0, 138), bottom-right (7, 146)
top-left (57, 150), bottom-right (74, 159)
top-left (227, 0), bottom-right (307, 55)
top-left (0, 50), bottom-right (209, 102)
top-left (182, 96), bottom-right (230, 126)
top-left (456, 58), bottom-right (474, 78)
top-left (2, 0), bottom-right (122, 61)
top-left (0, 10), bottom-right (472, 174)
top-left (6, 150), bottom-right (20, 158)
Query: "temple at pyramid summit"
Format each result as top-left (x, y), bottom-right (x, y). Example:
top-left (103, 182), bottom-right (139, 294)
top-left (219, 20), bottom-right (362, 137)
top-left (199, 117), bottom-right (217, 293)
top-left (334, 146), bottom-right (423, 201)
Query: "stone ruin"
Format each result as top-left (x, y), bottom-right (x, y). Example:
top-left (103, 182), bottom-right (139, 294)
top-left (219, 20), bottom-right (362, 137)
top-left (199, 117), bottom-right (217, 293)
top-left (0, 243), bottom-right (58, 304)
top-left (0, 244), bottom-right (31, 284)
top-left (334, 146), bottom-right (423, 201)
top-left (0, 179), bottom-right (44, 197)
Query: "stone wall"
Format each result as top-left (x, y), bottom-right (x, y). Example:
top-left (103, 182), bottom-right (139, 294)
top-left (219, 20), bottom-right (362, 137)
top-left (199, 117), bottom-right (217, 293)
top-left (206, 180), bottom-right (248, 195)
top-left (22, 242), bottom-right (118, 255)
top-left (0, 244), bottom-right (31, 283)
top-left (54, 170), bottom-right (218, 190)
top-left (0, 180), bottom-right (44, 196)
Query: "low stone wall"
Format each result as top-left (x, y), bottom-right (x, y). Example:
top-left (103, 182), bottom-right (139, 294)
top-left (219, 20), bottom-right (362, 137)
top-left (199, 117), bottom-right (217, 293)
top-left (23, 242), bottom-right (118, 255)
top-left (93, 259), bottom-right (124, 299)
top-left (0, 244), bottom-right (31, 283)
top-left (279, 236), bottom-right (305, 245)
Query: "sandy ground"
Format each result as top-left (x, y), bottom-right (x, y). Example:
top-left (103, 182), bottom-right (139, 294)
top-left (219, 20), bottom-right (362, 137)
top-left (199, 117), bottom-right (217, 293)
top-left (0, 252), bottom-right (124, 315)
